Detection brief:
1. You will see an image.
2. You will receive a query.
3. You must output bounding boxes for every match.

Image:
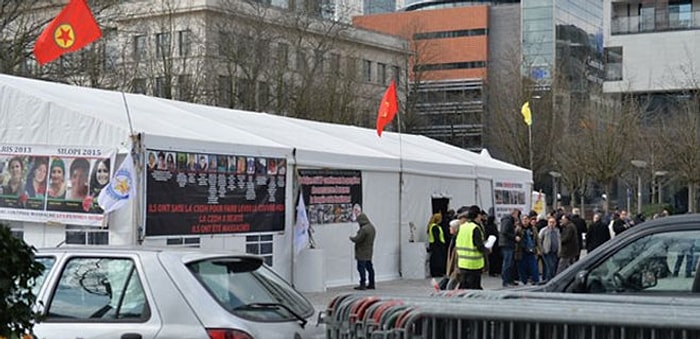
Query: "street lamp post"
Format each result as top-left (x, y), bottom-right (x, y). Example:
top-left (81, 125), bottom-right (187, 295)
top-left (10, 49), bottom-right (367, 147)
top-left (655, 170), bottom-right (668, 205)
top-left (549, 171), bottom-right (561, 212)
top-left (631, 160), bottom-right (648, 214)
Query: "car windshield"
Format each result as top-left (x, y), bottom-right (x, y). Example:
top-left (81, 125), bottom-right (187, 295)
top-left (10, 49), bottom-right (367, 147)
top-left (187, 258), bottom-right (314, 322)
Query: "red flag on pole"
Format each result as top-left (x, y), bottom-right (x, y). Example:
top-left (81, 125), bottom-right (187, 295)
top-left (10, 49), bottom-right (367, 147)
top-left (376, 80), bottom-right (398, 137)
top-left (33, 0), bottom-right (102, 66)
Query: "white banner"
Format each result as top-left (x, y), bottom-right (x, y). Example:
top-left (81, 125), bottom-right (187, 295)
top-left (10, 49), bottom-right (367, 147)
top-left (0, 144), bottom-right (115, 226)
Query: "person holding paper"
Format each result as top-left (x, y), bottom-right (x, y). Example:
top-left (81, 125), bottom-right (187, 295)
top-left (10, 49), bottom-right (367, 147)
top-left (484, 215), bottom-right (501, 277)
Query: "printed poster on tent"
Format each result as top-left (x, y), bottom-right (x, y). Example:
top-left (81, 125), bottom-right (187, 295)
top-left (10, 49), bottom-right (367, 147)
top-left (145, 149), bottom-right (286, 236)
top-left (493, 180), bottom-right (529, 222)
top-left (0, 144), bottom-right (114, 226)
top-left (298, 169), bottom-right (362, 224)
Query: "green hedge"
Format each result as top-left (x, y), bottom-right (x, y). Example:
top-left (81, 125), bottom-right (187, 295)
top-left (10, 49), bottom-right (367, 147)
top-left (0, 224), bottom-right (44, 338)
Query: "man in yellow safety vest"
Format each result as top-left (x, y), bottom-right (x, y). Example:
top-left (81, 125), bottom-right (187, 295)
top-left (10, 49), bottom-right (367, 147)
top-left (455, 205), bottom-right (488, 289)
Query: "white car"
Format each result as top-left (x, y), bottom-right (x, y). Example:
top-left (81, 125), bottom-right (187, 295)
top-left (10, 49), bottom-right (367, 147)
top-left (32, 246), bottom-right (315, 339)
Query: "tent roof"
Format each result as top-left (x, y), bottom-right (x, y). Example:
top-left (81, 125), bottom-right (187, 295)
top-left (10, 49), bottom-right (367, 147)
top-left (0, 74), bottom-right (290, 157)
top-left (0, 74), bottom-right (529, 181)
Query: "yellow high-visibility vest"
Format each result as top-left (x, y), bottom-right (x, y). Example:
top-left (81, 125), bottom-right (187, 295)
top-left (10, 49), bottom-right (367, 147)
top-left (428, 223), bottom-right (445, 244)
top-left (455, 221), bottom-right (484, 270)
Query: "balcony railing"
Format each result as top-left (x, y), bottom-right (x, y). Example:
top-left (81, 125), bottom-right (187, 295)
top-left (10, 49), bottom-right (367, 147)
top-left (612, 8), bottom-right (700, 35)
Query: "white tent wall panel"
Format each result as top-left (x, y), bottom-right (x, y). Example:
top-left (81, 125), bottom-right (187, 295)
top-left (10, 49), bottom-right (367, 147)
top-left (357, 171), bottom-right (401, 283)
top-left (313, 221), bottom-right (356, 287)
top-left (477, 177), bottom-right (495, 215)
top-left (313, 170), bottom-right (401, 288)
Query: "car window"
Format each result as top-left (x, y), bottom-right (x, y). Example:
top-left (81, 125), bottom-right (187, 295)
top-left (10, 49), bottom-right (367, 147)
top-left (33, 256), bottom-right (56, 296)
top-left (582, 230), bottom-right (700, 294)
top-left (188, 258), bottom-right (314, 322)
top-left (46, 257), bottom-right (149, 321)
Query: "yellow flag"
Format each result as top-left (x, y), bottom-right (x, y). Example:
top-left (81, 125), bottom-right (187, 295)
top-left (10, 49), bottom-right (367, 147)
top-left (521, 101), bottom-right (532, 126)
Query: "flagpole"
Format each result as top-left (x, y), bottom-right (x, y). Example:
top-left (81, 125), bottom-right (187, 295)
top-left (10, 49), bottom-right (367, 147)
top-left (396, 85), bottom-right (403, 278)
top-left (120, 91), bottom-right (141, 243)
top-left (528, 124), bottom-right (533, 172)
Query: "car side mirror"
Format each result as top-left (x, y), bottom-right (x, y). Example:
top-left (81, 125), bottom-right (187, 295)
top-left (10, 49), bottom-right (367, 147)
top-left (572, 270), bottom-right (589, 292)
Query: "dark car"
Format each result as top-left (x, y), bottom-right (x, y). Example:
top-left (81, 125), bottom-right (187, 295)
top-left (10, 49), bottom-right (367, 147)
top-left (521, 214), bottom-right (700, 296)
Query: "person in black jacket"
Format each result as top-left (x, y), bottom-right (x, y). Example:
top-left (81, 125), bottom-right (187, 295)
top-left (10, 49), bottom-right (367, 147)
top-left (585, 212), bottom-right (610, 253)
top-left (485, 215), bottom-right (501, 277)
top-left (570, 208), bottom-right (588, 260)
top-left (500, 209), bottom-right (521, 287)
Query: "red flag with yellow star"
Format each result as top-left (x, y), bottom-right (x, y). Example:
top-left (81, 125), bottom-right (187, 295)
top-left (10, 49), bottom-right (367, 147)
top-left (33, 0), bottom-right (102, 65)
top-left (376, 80), bottom-right (398, 137)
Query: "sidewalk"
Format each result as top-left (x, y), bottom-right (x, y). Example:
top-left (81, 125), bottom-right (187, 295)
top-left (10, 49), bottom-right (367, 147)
top-left (302, 274), bottom-right (503, 313)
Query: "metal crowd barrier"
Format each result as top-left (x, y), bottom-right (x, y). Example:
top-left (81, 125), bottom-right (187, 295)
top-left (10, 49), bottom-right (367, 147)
top-left (323, 290), bottom-right (700, 339)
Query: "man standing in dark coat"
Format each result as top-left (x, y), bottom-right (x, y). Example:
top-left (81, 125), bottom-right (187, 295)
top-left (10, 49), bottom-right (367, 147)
top-left (350, 213), bottom-right (377, 290)
top-left (571, 208), bottom-right (587, 260)
top-left (586, 212), bottom-right (610, 253)
top-left (499, 209), bottom-right (521, 287)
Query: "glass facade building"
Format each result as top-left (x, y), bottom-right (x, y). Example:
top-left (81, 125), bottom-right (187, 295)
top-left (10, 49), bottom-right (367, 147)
top-left (522, 0), bottom-right (604, 91)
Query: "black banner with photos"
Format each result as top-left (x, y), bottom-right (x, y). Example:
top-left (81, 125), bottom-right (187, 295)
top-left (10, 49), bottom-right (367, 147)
top-left (145, 149), bottom-right (287, 236)
top-left (298, 169), bottom-right (362, 224)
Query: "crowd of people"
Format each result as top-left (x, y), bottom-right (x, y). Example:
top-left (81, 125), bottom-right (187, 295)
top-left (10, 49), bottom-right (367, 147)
top-left (426, 205), bottom-right (674, 290)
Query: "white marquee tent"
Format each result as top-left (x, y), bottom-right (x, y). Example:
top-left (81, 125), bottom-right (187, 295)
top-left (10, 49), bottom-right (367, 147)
top-left (0, 74), bottom-right (531, 288)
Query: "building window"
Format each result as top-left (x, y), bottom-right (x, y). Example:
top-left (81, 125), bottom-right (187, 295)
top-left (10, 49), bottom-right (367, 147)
top-left (392, 65), bottom-right (400, 84)
top-left (669, 0), bottom-right (692, 29)
top-left (133, 35), bottom-right (146, 61)
top-left (10, 229), bottom-right (23, 240)
top-left (377, 63), bottom-right (387, 85)
top-left (132, 78), bottom-right (147, 94)
top-left (314, 50), bottom-right (324, 74)
top-left (258, 81), bottom-right (269, 111)
top-left (166, 237), bottom-right (200, 247)
top-left (236, 78), bottom-right (254, 109)
top-left (640, 6), bottom-right (655, 32)
top-left (276, 43), bottom-right (289, 68)
top-left (330, 53), bottom-right (340, 72)
top-left (413, 28), bottom-right (487, 40)
top-left (155, 76), bottom-right (171, 98)
top-left (346, 57), bottom-right (357, 79)
top-left (218, 75), bottom-right (232, 107)
top-left (363, 59), bottom-right (372, 82)
top-left (156, 32), bottom-right (171, 58)
top-left (413, 61), bottom-right (486, 72)
top-left (178, 30), bottom-right (191, 57)
top-left (218, 31), bottom-right (233, 56)
top-left (296, 50), bottom-right (307, 73)
top-left (65, 226), bottom-right (109, 245)
top-left (246, 234), bottom-right (273, 266)
top-left (604, 47), bottom-right (623, 81)
top-left (178, 74), bottom-right (192, 101)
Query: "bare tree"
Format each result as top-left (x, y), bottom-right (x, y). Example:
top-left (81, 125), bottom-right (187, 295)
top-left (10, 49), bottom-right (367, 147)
top-left (657, 91), bottom-right (700, 213)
